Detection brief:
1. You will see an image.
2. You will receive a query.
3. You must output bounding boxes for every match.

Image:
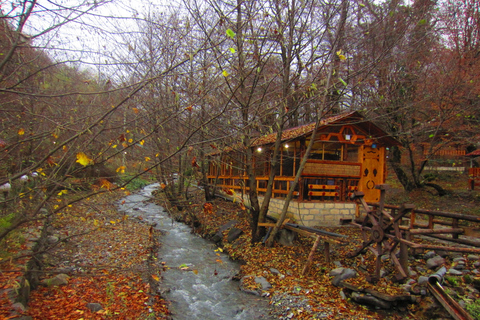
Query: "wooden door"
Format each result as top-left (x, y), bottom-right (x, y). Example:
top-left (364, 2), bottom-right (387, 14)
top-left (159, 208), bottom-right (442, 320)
top-left (360, 146), bottom-right (385, 202)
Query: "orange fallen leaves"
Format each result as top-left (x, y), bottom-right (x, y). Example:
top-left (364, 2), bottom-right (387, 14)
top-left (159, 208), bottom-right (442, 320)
top-left (26, 275), bottom-right (169, 319)
top-left (10, 191), bottom-right (171, 320)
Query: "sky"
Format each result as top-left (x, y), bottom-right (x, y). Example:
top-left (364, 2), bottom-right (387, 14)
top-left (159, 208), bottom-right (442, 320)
top-left (13, 0), bottom-right (180, 80)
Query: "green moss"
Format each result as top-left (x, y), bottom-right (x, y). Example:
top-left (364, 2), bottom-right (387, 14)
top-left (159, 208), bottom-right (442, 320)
top-left (464, 274), bottom-right (473, 285)
top-left (466, 299), bottom-right (480, 320)
top-left (118, 176), bottom-right (151, 191)
top-left (445, 276), bottom-right (459, 287)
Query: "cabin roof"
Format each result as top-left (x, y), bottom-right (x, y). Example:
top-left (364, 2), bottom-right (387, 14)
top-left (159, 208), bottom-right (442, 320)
top-left (466, 149), bottom-right (480, 157)
top-left (209, 111), bottom-right (399, 155)
top-left (251, 111), bottom-right (399, 147)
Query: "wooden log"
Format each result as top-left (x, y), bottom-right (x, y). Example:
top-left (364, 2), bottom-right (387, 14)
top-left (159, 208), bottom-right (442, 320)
top-left (399, 238), bottom-right (480, 254)
top-left (399, 227), bottom-right (464, 235)
top-left (368, 202), bottom-right (480, 223)
top-left (423, 234), bottom-right (480, 248)
top-left (400, 220), bottom-right (461, 229)
top-left (302, 235), bottom-right (321, 276)
top-left (283, 225), bottom-right (343, 244)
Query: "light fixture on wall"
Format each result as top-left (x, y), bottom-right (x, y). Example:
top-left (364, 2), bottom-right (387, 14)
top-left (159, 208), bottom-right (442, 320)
top-left (285, 144), bottom-right (289, 149)
top-left (257, 147), bottom-right (262, 152)
top-left (343, 127), bottom-right (353, 141)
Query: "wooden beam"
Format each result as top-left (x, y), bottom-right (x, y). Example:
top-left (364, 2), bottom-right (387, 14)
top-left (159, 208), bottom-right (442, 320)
top-left (302, 235), bottom-right (321, 276)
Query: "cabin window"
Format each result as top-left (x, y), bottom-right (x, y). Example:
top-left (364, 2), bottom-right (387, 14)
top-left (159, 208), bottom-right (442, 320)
top-left (281, 147), bottom-right (295, 176)
top-left (254, 150), bottom-right (270, 176)
top-left (344, 145), bottom-right (360, 162)
top-left (308, 142), bottom-right (342, 161)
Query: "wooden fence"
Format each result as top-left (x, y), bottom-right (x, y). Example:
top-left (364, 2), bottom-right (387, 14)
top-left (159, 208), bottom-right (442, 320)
top-left (366, 202), bottom-right (480, 249)
top-left (468, 168), bottom-right (480, 190)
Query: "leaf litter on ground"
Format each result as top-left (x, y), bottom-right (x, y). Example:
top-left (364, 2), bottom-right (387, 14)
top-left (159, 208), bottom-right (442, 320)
top-left (1, 190), bottom-right (170, 320)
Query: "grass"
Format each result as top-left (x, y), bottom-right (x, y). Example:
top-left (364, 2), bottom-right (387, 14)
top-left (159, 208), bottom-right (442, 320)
top-left (385, 169), bottom-right (480, 215)
top-left (118, 175), bottom-right (152, 191)
top-left (0, 212), bottom-right (26, 260)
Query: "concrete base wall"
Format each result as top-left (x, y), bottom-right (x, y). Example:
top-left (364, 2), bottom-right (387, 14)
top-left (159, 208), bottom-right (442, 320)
top-left (239, 194), bottom-right (357, 227)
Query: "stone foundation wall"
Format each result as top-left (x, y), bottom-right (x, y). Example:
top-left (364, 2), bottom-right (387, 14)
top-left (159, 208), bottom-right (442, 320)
top-left (236, 194), bottom-right (358, 227)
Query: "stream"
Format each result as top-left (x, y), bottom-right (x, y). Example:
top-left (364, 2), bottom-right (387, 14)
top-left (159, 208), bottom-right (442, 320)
top-left (117, 184), bottom-right (274, 320)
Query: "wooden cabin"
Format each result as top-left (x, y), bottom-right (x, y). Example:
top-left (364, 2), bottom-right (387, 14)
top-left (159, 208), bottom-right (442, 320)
top-left (207, 111), bottom-right (400, 226)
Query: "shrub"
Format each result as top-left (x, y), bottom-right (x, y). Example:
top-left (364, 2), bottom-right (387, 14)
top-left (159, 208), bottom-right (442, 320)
top-left (119, 176), bottom-right (151, 191)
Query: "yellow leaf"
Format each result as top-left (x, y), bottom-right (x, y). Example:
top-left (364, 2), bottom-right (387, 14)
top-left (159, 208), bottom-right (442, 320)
top-left (132, 107), bottom-right (139, 114)
top-left (93, 219), bottom-right (99, 226)
top-left (139, 140), bottom-right (145, 146)
top-left (112, 144), bottom-right (117, 148)
top-left (215, 259), bottom-right (223, 264)
top-left (128, 139), bottom-right (133, 143)
top-left (145, 157), bottom-right (151, 162)
top-left (57, 189), bottom-right (68, 196)
top-left (18, 128), bottom-right (25, 135)
top-left (76, 152), bottom-right (93, 166)
top-left (122, 142), bottom-right (128, 148)
top-left (152, 275), bottom-right (160, 281)
top-left (222, 70), bottom-right (229, 77)
top-left (116, 166), bottom-right (126, 173)
top-left (100, 179), bottom-right (113, 190)
top-left (62, 145), bottom-right (68, 151)
top-left (52, 132), bottom-right (58, 139)
top-left (193, 269), bottom-right (198, 275)
top-left (110, 220), bottom-right (116, 224)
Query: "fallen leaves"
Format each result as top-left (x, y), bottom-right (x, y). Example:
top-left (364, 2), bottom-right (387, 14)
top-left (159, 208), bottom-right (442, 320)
top-left (179, 192), bottom-right (406, 320)
top-left (19, 191), bottom-right (170, 319)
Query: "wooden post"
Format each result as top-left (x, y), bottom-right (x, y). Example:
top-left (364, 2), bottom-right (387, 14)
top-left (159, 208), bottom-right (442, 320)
top-left (399, 241), bottom-right (409, 275)
top-left (324, 241), bottom-right (330, 264)
top-left (375, 242), bottom-right (383, 281)
top-left (452, 218), bottom-right (459, 239)
top-left (409, 210), bottom-right (416, 229)
top-left (302, 235), bottom-right (321, 276)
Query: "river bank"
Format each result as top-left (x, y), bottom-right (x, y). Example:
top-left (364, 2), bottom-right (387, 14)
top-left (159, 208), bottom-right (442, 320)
top-left (2, 190), bottom-right (170, 320)
top-left (119, 184), bottom-right (274, 320)
top-left (155, 188), bottom-right (405, 320)
top-left (156, 186), bottom-right (480, 320)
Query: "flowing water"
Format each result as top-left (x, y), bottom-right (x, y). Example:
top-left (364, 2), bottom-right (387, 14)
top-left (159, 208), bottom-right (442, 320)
top-left (118, 184), bottom-right (273, 320)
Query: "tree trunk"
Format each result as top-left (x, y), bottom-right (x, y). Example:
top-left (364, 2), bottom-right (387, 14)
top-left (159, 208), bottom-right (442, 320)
top-left (256, 119), bottom-right (285, 241)
top-left (389, 145), bottom-right (416, 191)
